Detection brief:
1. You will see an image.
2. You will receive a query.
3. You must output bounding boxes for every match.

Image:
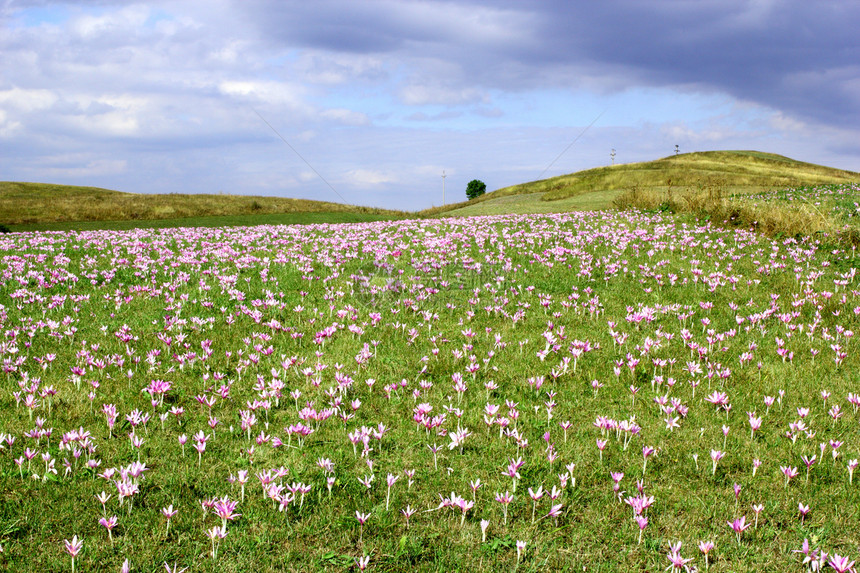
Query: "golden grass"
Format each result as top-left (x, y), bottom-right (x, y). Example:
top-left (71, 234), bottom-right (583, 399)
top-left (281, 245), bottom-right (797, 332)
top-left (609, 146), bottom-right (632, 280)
top-left (419, 150), bottom-right (860, 218)
top-left (613, 182), bottom-right (860, 245)
top-left (0, 182), bottom-right (406, 225)
top-left (539, 150), bottom-right (860, 201)
top-left (5, 151), bottom-right (860, 227)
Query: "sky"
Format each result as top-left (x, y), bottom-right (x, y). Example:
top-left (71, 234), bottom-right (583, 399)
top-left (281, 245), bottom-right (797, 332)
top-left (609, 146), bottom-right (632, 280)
top-left (2, 1), bottom-right (860, 211)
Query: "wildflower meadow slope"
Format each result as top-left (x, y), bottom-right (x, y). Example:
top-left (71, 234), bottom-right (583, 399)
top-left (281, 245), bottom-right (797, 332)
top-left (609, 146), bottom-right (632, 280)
top-left (0, 210), bottom-right (858, 572)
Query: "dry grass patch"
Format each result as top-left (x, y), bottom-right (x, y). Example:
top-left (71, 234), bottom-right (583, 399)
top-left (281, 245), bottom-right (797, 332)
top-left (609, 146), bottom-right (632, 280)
top-left (0, 182), bottom-right (405, 225)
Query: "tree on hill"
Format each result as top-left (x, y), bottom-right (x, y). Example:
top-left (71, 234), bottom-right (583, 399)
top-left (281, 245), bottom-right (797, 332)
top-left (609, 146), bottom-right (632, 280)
top-left (466, 179), bottom-right (487, 200)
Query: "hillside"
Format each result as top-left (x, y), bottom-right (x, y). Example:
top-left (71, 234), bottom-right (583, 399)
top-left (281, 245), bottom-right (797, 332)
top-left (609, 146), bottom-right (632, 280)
top-left (425, 150), bottom-right (860, 217)
top-left (4, 151), bottom-right (859, 229)
top-left (0, 181), bottom-right (405, 228)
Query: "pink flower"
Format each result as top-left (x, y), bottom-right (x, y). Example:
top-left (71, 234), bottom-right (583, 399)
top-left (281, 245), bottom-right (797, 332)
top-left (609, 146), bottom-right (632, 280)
top-left (710, 450), bottom-right (725, 475)
top-left (64, 535), bottom-right (83, 558)
top-left (401, 505), bottom-right (416, 529)
top-left (727, 516), bottom-right (751, 544)
top-left (798, 502), bottom-right (810, 524)
top-left (666, 541), bottom-right (694, 572)
top-left (516, 540), bottom-right (527, 562)
top-left (635, 515), bottom-right (648, 545)
top-left (781, 465), bottom-right (799, 487)
top-left (212, 497), bottom-right (241, 530)
top-left (699, 540), bottom-right (715, 571)
top-left (828, 554), bottom-right (856, 573)
top-left (63, 535), bottom-right (83, 573)
top-left (99, 515), bottom-right (118, 544)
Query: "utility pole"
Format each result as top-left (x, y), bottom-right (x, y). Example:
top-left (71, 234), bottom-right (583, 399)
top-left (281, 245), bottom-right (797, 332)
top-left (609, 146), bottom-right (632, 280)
top-left (442, 170), bottom-right (446, 205)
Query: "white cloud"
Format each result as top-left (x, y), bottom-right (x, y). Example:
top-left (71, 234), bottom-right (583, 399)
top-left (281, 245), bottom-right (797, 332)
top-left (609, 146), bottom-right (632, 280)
top-left (768, 112), bottom-right (807, 134)
top-left (0, 109), bottom-right (21, 137)
top-left (319, 108), bottom-right (369, 126)
top-left (70, 5), bottom-right (151, 39)
top-left (344, 169), bottom-right (398, 187)
top-left (400, 84), bottom-right (488, 106)
top-left (218, 80), bottom-right (306, 106)
top-left (42, 158), bottom-right (128, 178)
top-left (0, 87), bottom-right (58, 112)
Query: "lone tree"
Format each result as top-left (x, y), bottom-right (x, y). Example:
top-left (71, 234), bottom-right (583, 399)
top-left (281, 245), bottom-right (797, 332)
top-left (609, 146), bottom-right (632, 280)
top-left (466, 179), bottom-right (487, 200)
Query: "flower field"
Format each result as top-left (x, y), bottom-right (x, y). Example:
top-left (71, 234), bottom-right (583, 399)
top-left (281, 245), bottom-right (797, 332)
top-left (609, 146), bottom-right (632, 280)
top-left (1, 210), bottom-right (859, 572)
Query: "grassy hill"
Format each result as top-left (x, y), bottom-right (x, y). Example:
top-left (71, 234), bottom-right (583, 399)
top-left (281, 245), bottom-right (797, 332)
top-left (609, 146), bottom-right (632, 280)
top-left (0, 181), bottom-right (405, 231)
top-left (426, 150), bottom-right (860, 217)
top-left (4, 151), bottom-right (859, 230)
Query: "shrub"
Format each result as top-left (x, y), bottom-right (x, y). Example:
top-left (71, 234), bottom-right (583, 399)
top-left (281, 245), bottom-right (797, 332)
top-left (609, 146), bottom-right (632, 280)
top-left (466, 179), bottom-right (487, 200)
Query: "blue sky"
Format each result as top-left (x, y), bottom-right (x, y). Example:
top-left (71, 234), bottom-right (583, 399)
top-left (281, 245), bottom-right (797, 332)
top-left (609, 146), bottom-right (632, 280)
top-left (2, 1), bottom-right (859, 211)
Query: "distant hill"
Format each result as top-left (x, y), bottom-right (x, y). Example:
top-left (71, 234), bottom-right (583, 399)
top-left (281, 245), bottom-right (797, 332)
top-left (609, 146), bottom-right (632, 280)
top-left (423, 150), bottom-right (860, 217)
top-left (0, 182), bottom-right (405, 229)
top-left (4, 151), bottom-right (859, 229)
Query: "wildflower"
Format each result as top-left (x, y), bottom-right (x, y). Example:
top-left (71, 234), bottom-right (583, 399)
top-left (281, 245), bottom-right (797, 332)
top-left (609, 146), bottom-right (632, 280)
top-left (710, 450), bottom-right (725, 475)
top-left (212, 497), bottom-right (241, 530)
top-left (528, 486), bottom-right (544, 523)
top-left (828, 554), bottom-right (856, 573)
top-left (356, 511), bottom-right (370, 543)
top-left (205, 525), bottom-right (227, 560)
top-left (727, 516), bottom-right (751, 544)
top-left (798, 502), bottom-right (810, 524)
top-left (780, 465), bottom-right (799, 487)
top-left (516, 540), bottom-right (526, 563)
top-left (162, 505), bottom-right (178, 536)
top-left (63, 535), bottom-right (83, 573)
top-left (99, 515), bottom-right (118, 544)
top-left (665, 541), bottom-right (693, 572)
top-left (635, 515), bottom-right (648, 545)
top-left (642, 446), bottom-right (655, 474)
top-left (401, 505), bottom-right (416, 529)
top-left (848, 459), bottom-right (859, 484)
top-left (495, 491), bottom-right (514, 526)
top-left (751, 503), bottom-right (764, 528)
top-left (698, 540), bottom-right (714, 571)
top-left (385, 473), bottom-right (399, 511)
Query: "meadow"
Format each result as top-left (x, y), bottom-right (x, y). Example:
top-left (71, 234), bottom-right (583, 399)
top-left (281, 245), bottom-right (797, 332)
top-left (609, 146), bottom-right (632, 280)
top-left (419, 151), bottom-right (860, 221)
top-left (1, 207), bottom-right (859, 572)
top-left (0, 182), bottom-right (405, 230)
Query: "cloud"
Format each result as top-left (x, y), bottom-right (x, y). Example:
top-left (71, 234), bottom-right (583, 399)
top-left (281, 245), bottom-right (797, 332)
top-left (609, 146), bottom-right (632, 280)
top-left (218, 80), bottom-right (310, 110)
top-left (319, 108), bottom-right (370, 126)
top-left (236, 0), bottom-right (860, 129)
top-left (407, 110), bottom-right (463, 122)
top-left (400, 84), bottom-right (488, 106)
top-left (0, 87), bottom-right (58, 112)
top-left (31, 156), bottom-right (128, 178)
top-left (1, 0), bottom-right (859, 212)
top-left (0, 109), bottom-right (21, 137)
top-left (344, 169), bottom-right (398, 187)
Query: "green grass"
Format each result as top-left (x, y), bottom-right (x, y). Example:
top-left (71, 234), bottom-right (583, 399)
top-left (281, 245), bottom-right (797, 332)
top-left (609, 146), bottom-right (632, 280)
top-left (1, 212), bottom-right (859, 571)
top-left (423, 151), bottom-right (860, 218)
top-left (4, 151), bottom-right (859, 230)
top-left (8, 211), bottom-right (402, 232)
top-left (0, 181), bottom-right (405, 228)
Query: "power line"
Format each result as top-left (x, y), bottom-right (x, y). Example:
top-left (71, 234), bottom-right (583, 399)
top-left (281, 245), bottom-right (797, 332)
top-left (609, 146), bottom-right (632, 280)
top-left (253, 109), bottom-right (348, 205)
top-left (538, 108), bottom-right (607, 181)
